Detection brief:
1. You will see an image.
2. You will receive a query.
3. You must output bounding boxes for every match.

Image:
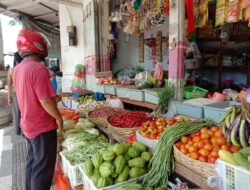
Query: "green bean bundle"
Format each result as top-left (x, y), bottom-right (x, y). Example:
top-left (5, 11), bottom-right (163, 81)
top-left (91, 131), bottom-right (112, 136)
top-left (144, 120), bottom-right (214, 187)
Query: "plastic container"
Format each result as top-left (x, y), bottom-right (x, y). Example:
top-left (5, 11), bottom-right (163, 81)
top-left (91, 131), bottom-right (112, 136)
top-left (60, 151), bottom-right (84, 186)
top-left (96, 85), bottom-right (106, 94)
top-left (215, 159), bottom-right (250, 190)
top-left (79, 166), bottom-right (146, 190)
top-left (104, 85), bottom-right (117, 95)
top-left (203, 101), bottom-right (241, 123)
top-left (116, 87), bottom-right (129, 98)
top-left (184, 86), bottom-right (208, 99)
top-left (127, 89), bottom-right (145, 101)
top-left (175, 101), bottom-right (204, 119)
top-left (144, 89), bottom-right (160, 104)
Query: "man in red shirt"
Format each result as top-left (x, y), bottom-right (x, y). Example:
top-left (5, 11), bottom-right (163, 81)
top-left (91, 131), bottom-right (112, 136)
top-left (13, 29), bottom-right (63, 190)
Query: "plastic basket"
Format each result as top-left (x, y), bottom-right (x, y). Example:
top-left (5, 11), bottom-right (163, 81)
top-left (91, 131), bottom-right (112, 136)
top-left (144, 89), bottom-right (160, 104)
top-left (203, 101), bottom-right (241, 123)
top-left (127, 89), bottom-right (145, 101)
top-left (104, 85), bottom-right (117, 95)
top-left (173, 145), bottom-right (216, 178)
top-left (184, 86), bottom-right (208, 99)
top-left (175, 101), bottom-right (204, 119)
top-left (216, 159), bottom-right (250, 190)
top-left (79, 166), bottom-right (146, 190)
top-left (60, 151), bottom-right (84, 186)
top-left (107, 122), bottom-right (139, 139)
top-left (96, 85), bottom-right (106, 94)
top-left (116, 87), bottom-right (129, 98)
top-left (136, 131), bottom-right (159, 151)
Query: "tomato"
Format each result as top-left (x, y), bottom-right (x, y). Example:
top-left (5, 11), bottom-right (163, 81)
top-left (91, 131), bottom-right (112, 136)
top-left (161, 120), bottom-right (167, 126)
top-left (211, 137), bottom-right (217, 145)
top-left (190, 133), bottom-right (196, 138)
top-left (230, 146), bottom-right (241, 153)
top-left (180, 144), bottom-right (186, 150)
top-left (150, 134), bottom-right (156, 139)
top-left (146, 134), bottom-right (151, 139)
top-left (157, 128), bottom-right (163, 133)
top-left (181, 136), bottom-right (189, 144)
top-left (208, 156), bottom-right (217, 164)
top-left (189, 145), bottom-right (198, 153)
top-left (180, 148), bottom-right (188, 155)
top-left (153, 129), bottom-right (158, 134)
top-left (201, 133), bottom-right (210, 139)
top-left (216, 137), bottom-right (226, 146)
top-left (199, 156), bottom-right (207, 162)
top-left (156, 135), bottom-right (160, 140)
top-left (194, 132), bottom-right (201, 137)
top-left (211, 126), bottom-right (219, 132)
top-left (207, 130), bottom-right (214, 137)
top-left (204, 144), bottom-right (213, 151)
top-left (169, 118), bottom-right (177, 125)
top-left (214, 131), bottom-right (223, 138)
top-left (199, 149), bottom-right (209, 157)
top-left (210, 150), bottom-right (219, 157)
top-left (189, 152), bottom-right (199, 160)
top-left (221, 145), bottom-right (230, 151)
top-left (204, 139), bottom-right (211, 144)
top-left (193, 137), bottom-right (201, 143)
top-left (197, 141), bottom-right (205, 149)
top-left (200, 128), bottom-right (208, 134)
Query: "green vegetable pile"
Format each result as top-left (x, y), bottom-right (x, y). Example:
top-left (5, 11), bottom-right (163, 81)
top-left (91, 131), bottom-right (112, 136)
top-left (76, 96), bottom-right (94, 103)
top-left (115, 182), bottom-right (166, 190)
top-left (82, 142), bottom-right (152, 188)
top-left (144, 120), bottom-right (214, 187)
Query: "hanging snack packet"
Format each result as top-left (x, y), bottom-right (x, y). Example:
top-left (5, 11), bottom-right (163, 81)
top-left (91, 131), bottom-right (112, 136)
top-left (217, 0), bottom-right (226, 7)
top-left (240, 0), bottom-right (247, 8)
top-left (226, 0), bottom-right (239, 23)
top-left (215, 5), bottom-right (226, 26)
top-left (198, 0), bottom-right (209, 28)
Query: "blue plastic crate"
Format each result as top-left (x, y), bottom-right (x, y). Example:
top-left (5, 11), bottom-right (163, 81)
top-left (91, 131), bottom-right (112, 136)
top-left (203, 101), bottom-right (241, 123)
top-left (175, 101), bottom-right (204, 119)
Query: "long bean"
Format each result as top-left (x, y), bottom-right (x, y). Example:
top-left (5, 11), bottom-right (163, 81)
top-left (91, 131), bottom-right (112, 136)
top-left (143, 120), bottom-right (214, 187)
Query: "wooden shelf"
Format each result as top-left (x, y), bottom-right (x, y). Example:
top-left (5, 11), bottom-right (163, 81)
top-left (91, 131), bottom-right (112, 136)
top-left (105, 94), bottom-right (158, 110)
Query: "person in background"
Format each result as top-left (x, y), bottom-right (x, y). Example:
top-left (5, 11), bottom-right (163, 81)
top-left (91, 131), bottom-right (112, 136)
top-left (7, 52), bottom-right (23, 135)
top-left (49, 66), bottom-right (59, 93)
top-left (13, 29), bottom-right (63, 190)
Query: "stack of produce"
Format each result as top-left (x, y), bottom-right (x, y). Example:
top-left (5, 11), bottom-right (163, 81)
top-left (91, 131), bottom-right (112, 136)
top-left (139, 116), bottom-right (188, 140)
top-left (82, 142), bottom-right (152, 188)
top-left (76, 96), bottom-right (95, 104)
top-left (220, 103), bottom-right (250, 148)
top-left (78, 101), bottom-right (111, 117)
top-left (144, 120), bottom-right (214, 187)
top-left (219, 147), bottom-right (250, 171)
top-left (175, 126), bottom-right (241, 164)
top-left (108, 112), bottom-right (150, 129)
top-left (59, 108), bottom-right (80, 122)
top-left (97, 77), bottom-right (120, 85)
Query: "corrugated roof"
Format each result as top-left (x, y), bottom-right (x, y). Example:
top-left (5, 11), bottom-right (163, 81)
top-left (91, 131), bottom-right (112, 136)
top-left (0, 0), bottom-right (59, 26)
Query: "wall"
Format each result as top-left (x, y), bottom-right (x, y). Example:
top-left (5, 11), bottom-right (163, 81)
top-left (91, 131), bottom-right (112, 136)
top-left (111, 21), bottom-right (169, 73)
top-left (59, 4), bottom-right (84, 92)
top-left (0, 17), bottom-right (4, 66)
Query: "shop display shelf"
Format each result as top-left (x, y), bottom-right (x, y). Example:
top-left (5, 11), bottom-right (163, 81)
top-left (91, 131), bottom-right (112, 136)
top-left (60, 151), bottom-right (84, 186)
top-left (96, 85), bottom-right (106, 94)
top-left (104, 85), bottom-right (117, 95)
top-left (144, 89), bottom-right (160, 104)
top-left (79, 166), bottom-right (146, 190)
top-left (116, 87), bottom-right (129, 98)
top-left (216, 159), bottom-right (250, 190)
top-left (175, 101), bottom-right (204, 119)
top-left (203, 101), bottom-right (241, 123)
top-left (127, 89), bottom-right (145, 102)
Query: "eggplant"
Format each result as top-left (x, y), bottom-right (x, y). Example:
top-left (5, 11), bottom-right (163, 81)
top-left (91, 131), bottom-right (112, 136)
top-left (239, 120), bottom-right (249, 147)
top-left (230, 115), bottom-right (242, 146)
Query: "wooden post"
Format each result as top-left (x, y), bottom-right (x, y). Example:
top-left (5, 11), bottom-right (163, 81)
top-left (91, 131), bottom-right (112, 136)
top-left (168, 0), bottom-right (185, 100)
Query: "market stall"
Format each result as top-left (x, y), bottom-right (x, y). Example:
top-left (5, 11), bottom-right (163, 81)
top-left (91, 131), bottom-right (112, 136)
top-left (55, 1), bottom-right (250, 190)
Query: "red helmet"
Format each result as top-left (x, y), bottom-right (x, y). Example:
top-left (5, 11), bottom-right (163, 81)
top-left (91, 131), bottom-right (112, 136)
top-left (17, 29), bottom-right (48, 57)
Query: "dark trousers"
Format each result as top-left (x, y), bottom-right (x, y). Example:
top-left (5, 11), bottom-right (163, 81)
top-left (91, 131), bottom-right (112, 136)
top-left (25, 130), bottom-right (57, 190)
top-left (12, 93), bottom-right (21, 135)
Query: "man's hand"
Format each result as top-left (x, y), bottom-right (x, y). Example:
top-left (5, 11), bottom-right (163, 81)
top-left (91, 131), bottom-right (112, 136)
top-left (8, 96), bottom-right (12, 105)
top-left (56, 117), bottom-right (63, 131)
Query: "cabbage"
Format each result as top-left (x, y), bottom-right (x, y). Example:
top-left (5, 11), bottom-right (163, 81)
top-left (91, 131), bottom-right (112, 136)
top-left (63, 120), bottom-right (75, 130)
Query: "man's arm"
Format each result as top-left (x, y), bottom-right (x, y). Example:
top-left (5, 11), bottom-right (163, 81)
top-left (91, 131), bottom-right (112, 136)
top-left (40, 97), bottom-right (63, 131)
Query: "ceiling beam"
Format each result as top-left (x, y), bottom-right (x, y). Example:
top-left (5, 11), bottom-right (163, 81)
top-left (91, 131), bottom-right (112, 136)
top-left (7, 1), bottom-right (42, 11)
top-left (34, 12), bottom-right (58, 19)
top-left (38, 2), bottom-right (58, 12)
top-left (47, 0), bottom-right (82, 8)
top-left (0, 3), bottom-right (7, 9)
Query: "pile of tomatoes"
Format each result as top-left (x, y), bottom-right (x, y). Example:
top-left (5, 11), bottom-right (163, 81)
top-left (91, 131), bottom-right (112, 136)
top-left (139, 117), bottom-right (184, 140)
top-left (175, 126), bottom-right (241, 164)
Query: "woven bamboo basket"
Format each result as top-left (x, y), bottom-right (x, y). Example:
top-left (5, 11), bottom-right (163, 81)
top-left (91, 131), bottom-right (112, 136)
top-left (173, 145), bottom-right (216, 178)
top-left (107, 122), bottom-right (139, 138)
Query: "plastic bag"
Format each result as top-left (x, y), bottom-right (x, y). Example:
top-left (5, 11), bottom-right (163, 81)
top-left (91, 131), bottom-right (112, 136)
top-left (144, 11), bottom-right (152, 30)
top-left (226, 0), bottom-right (239, 23)
top-left (53, 161), bottom-right (69, 190)
top-left (131, 19), bottom-right (140, 35)
top-left (124, 21), bottom-right (133, 35)
top-left (106, 98), bottom-right (124, 109)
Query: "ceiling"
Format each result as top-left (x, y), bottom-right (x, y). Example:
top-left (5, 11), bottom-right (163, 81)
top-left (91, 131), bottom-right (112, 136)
top-left (0, 0), bottom-right (82, 27)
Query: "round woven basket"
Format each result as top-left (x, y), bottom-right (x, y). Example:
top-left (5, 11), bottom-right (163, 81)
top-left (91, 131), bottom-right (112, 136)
top-left (107, 122), bottom-right (139, 138)
top-left (89, 117), bottom-right (108, 128)
top-left (173, 145), bottom-right (216, 178)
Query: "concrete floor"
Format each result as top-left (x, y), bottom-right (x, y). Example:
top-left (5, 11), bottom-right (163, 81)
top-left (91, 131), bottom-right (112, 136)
top-left (0, 125), bottom-right (15, 190)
